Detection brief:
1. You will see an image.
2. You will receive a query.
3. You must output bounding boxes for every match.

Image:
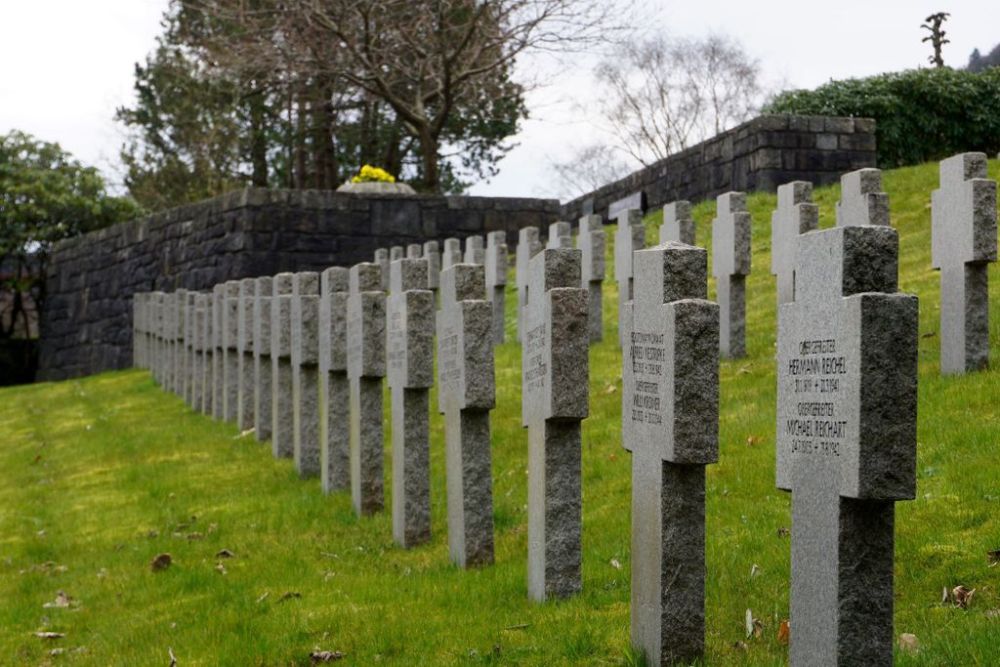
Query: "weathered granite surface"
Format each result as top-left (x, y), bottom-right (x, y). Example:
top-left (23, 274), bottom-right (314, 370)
top-left (319, 267), bottom-right (350, 493)
top-left (711, 192), bottom-right (752, 358)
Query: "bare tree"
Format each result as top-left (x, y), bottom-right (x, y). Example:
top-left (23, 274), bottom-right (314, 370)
top-left (593, 34), bottom-right (763, 167)
top-left (921, 12), bottom-right (950, 68)
top-left (549, 143), bottom-right (631, 199)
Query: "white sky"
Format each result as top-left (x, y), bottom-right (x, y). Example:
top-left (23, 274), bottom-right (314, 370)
top-left (0, 1), bottom-right (995, 201)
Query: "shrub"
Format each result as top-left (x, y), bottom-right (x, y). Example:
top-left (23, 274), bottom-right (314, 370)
top-left (765, 67), bottom-right (1000, 168)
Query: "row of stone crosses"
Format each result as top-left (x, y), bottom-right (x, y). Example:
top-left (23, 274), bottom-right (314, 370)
top-left (130, 154), bottom-right (995, 666)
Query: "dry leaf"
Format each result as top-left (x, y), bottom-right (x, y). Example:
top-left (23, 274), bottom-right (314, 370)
top-left (216, 549), bottom-right (234, 559)
top-left (988, 549), bottom-right (1000, 567)
top-left (941, 586), bottom-right (949, 604)
top-left (898, 633), bottom-right (919, 654)
top-left (921, 331), bottom-right (936, 339)
top-left (238, 428), bottom-right (255, 438)
top-left (738, 366), bottom-right (751, 375)
top-left (731, 641), bottom-right (749, 651)
top-left (186, 532), bottom-right (204, 541)
top-left (777, 619), bottom-right (790, 645)
top-left (776, 527), bottom-right (790, 538)
top-left (278, 591), bottom-right (302, 603)
top-left (151, 553), bottom-right (172, 572)
top-left (952, 585), bottom-right (975, 609)
top-left (609, 558), bottom-right (622, 571)
top-left (34, 632), bottom-right (65, 640)
top-left (749, 564), bottom-right (761, 579)
top-left (603, 383), bottom-right (616, 395)
top-left (745, 435), bottom-right (762, 447)
top-left (169, 647), bottom-right (177, 666)
top-left (42, 591), bottom-right (73, 609)
top-left (256, 592), bottom-right (269, 604)
top-left (310, 650), bottom-right (345, 663)
top-left (215, 563), bottom-right (227, 575)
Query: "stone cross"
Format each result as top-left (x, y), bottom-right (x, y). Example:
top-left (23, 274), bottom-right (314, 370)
top-left (931, 152), bottom-right (997, 374)
top-left (159, 291), bottom-right (174, 389)
top-left (192, 293), bottom-right (208, 412)
top-left (222, 280), bottom-right (241, 422)
top-left (270, 273), bottom-right (295, 458)
top-left (387, 258), bottom-right (434, 547)
top-left (712, 192), bottom-right (752, 358)
top-left (516, 226), bottom-right (542, 343)
top-left (406, 243), bottom-right (422, 259)
top-left (437, 262), bottom-right (496, 567)
top-left (660, 201), bottom-right (695, 245)
top-left (375, 248), bottom-right (390, 290)
top-left (836, 168), bottom-right (888, 227)
top-left (521, 247), bottom-right (589, 601)
top-left (622, 242), bottom-right (719, 665)
top-left (319, 267), bottom-right (350, 493)
top-left (390, 245), bottom-right (404, 263)
top-left (347, 262), bottom-right (387, 516)
top-left (253, 277), bottom-right (273, 442)
top-left (546, 221), bottom-right (573, 249)
top-left (776, 224), bottom-right (918, 666)
top-left (614, 209), bottom-right (646, 346)
top-left (211, 284), bottom-right (225, 419)
top-left (202, 289), bottom-right (215, 416)
top-left (423, 240), bottom-right (441, 290)
top-left (442, 238), bottom-right (463, 272)
top-left (184, 291), bottom-right (197, 407)
top-left (485, 231), bottom-right (508, 344)
top-left (464, 235), bottom-right (485, 265)
top-left (172, 289), bottom-right (188, 397)
top-left (292, 272), bottom-right (321, 477)
top-left (577, 215), bottom-right (605, 343)
top-left (770, 181), bottom-right (818, 305)
top-left (237, 278), bottom-right (256, 431)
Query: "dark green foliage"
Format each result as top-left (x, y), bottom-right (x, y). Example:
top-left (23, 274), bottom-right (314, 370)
top-left (765, 68), bottom-right (1000, 168)
top-left (967, 44), bottom-right (1000, 72)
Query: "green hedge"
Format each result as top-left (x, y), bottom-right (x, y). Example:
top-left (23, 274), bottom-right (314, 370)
top-left (765, 67), bottom-right (1000, 168)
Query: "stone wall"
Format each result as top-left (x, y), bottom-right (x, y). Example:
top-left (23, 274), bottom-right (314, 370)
top-left (560, 114), bottom-right (876, 220)
top-left (37, 189), bottom-right (559, 381)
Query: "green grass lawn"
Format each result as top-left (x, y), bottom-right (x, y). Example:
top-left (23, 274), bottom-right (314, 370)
top-left (2, 159), bottom-right (999, 666)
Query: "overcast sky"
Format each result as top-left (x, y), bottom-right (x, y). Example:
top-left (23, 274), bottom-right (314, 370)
top-left (0, 1), bottom-right (995, 201)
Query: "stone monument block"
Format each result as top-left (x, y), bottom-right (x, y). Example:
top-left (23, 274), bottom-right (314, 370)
top-left (522, 247), bottom-right (589, 601)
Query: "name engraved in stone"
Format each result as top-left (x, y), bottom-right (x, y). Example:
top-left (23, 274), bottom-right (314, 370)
top-left (629, 331), bottom-right (665, 424)
top-left (524, 323), bottom-right (548, 392)
top-left (388, 310), bottom-right (405, 371)
top-left (439, 327), bottom-right (461, 386)
top-left (782, 337), bottom-right (851, 458)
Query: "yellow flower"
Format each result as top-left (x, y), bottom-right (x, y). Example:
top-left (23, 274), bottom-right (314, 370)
top-left (352, 165), bottom-right (396, 183)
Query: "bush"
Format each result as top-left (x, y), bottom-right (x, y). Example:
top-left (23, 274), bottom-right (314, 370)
top-left (765, 67), bottom-right (1000, 168)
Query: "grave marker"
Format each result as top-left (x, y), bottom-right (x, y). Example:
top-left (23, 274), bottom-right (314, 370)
top-left (347, 263), bottom-right (387, 516)
top-left (464, 235), bottom-right (485, 265)
top-left (516, 226), bottom-right (542, 343)
top-left (771, 182), bottom-right (818, 305)
top-left (660, 201), bottom-right (695, 245)
top-left (237, 279), bottom-right (256, 431)
top-left (222, 280), bottom-right (241, 422)
top-left (485, 231), bottom-right (508, 343)
top-left (292, 272), bottom-right (321, 477)
top-left (375, 248), bottom-right (390, 290)
top-left (442, 238), bottom-right (463, 272)
top-left (577, 215), bottom-right (606, 343)
top-left (211, 284), bottom-right (224, 419)
top-left (712, 192), bottom-right (752, 358)
top-left (614, 209), bottom-right (645, 346)
top-left (172, 289), bottom-right (188, 397)
top-left (254, 277), bottom-right (274, 442)
top-left (406, 243), bottom-right (422, 259)
top-left (438, 263), bottom-right (496, 567)
top-left (609, 191), bottom-right (646, 220)
top-left (387, 258), bottom-right (434, 547)
top-left (184, 291), bottom-right (197, 406)
top-left (271, 273), bottom-right (295, 458)
top-left (836, 168), bottom-right (888, 227)
top-left (319, 267), bottom-right (351, 493)
top-left (777, 225), bottom-right (917, 666)
top-left (931, 152), bottom-right (997, 374)
top-left (546, 221), bottom-right (573, 249)
top-left (193, 293), bottom-right (208, 411)
top-left (522, 247), bottom-right (589, 601)
top-left (423, 240), bottom-right (441, 290)
top-left (623, 242), bottom-right (719, 665)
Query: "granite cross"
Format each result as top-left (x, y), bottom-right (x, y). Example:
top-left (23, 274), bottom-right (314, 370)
top-left (211, 284), bottom-right (225, 419)
top-left (442, 238), bottom-right (463, 273)
top-left (406, 243), bottom-right (422, 259)
top-left (660, 201), bottom-right (695, 245)
top-left (931, 152), bottom-right (997, 374)
top-left (614, 209), bottom-right (645, 346)
top-left (292, 271), bottom-right (321, 477)
top-left (464, 235), bottom-right (485, 265)
top-left (836, 168), bottom-right (888, 227)
top-left (253, 276), bottom-right (274, 442)
top-left (577, 214), bottom-right (606, 343)
top-left (387, 258), bottom-right (435, 547)
top-left (390, 245), bottom-right (404, 263)
top-left (546, 221), bottom-right (573, 249)
top-left (423, 240), bottom-right (441, 290)
top-left (347, 262), bottom-right (387, 516)
top-left (319, 267), bottom-right (351, 493)
top-left (222, 280), bottom-right (241, 422)
top-left (711, 192), bottom-right (752, 358)
top-left (437, 262), bottom-right (496, 567)
top-left (521, 247), bottom-right (589, 601)
top-left (184, 291), bottom-right (197, 407)
top-left (271, 273), bottom-right (295, 458)
top-left (623, 241), bottom-right (719, 666)
top-left (776, 224), bottom-right (918, 666)
top-left (485, 230), bottom-right (508, 344)
top-left (516, 226), bottom-right (542, 343)
top-left (237, 278), bottom-right (256, 431)
top-left (193, 293), bottom-right (208, 412)
top-left (770, 181), bottom-right (818, 305)
top-left (375, 248), bottom-right (390, 290)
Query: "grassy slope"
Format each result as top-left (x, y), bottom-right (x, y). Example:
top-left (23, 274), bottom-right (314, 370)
top-left (1, 160), bottom-right (999, 666)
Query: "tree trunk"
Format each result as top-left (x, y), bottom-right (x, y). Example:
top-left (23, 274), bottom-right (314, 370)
top-left (418, 124), bottom-right (439, 192)
top-left (248, 81), bottom-right (269, 187)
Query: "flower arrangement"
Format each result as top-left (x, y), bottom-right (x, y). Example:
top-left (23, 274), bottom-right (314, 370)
top-left (351, 165), bottom-right (396, 184)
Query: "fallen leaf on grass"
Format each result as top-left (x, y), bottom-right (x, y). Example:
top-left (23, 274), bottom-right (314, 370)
top-left (310, 650), bottom-right (345, 663)
top-left (34, 632), bottom-right (65, 639)
top-left (749, 564), bottom-right (761, 579)
top-left (278, 591), bottom-right (302, 603)
top-left (985, 609), bottom-right (1000, 619)
top-left (186, 532), bottom-right (204, 541)
top-left (776, 527), bottom-right (790, 538)
top-left (777, 619), bottom-right (790, 645)
top-left (731, 641), bottom-right (748, 651)
top-left (151, 553), bottom-right (172, 572)
top-left (898, 633), bottom-right (919, 654)
top-left (237, 428), bottom-right (255, 439)
top-left (744, 609), bottom-right (763, 639)
top-left (921, 331), bottom-right (936, 339)
top-left (952, 585), bottom-right (976, 609)
top-left (215, 563), bottom-right (227, 575)
top-left (256, 592), bottom-right (269, 604)
top-left (609, 558), bottom-right (622, 571)
top-left (42, 591), bottom-right (73, 609)
top-left (169, 647), bottom-right (177, 666)
top-left (215, 549), bottom-right (234, 558)
top-left (503, 624), bottom-right (530, 631)
top-left (746, 435), bottom-right (762, 447)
